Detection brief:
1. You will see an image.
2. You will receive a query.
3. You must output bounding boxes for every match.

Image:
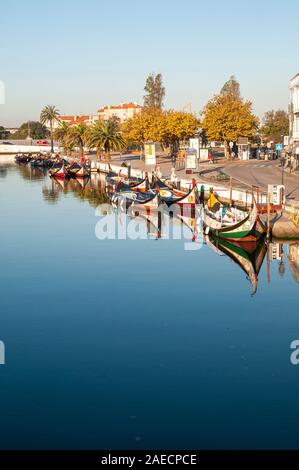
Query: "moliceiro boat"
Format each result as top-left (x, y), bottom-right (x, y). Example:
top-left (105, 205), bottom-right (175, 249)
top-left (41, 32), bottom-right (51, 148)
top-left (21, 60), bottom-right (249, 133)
top-left (49, 162), bottom-right (69, 178)
top-left (73, 164), bottom-right (90, 178)
top-left (105, 169), bottom-right (149, 190)
top-left (107, 187), bottom-right (160, 212)
top-left (202, 191), bottom-right (266, 241)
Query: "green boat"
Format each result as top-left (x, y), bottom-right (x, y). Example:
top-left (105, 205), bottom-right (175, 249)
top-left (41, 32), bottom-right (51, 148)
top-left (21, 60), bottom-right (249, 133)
top-left (202, 196), bottom-right (266, 241)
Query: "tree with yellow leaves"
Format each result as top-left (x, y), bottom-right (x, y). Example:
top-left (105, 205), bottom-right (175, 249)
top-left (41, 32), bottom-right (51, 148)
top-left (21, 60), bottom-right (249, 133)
top-left (160, 111), bottom-right (199, 160)
top-left (122, 109), bottom-right (198, 161)
top-left (121, 108), bottom-right (163, 147)
top-left (202, 94), bottom-right (258, 158)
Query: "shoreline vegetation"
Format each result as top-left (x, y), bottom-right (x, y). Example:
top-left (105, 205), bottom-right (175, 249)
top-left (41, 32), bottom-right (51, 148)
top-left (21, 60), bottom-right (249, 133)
top-left (1, 75), bottom-right (289, 163)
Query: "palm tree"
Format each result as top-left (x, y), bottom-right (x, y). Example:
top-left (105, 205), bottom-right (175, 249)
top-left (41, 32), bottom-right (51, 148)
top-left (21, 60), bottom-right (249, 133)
top-left (87, 119), bottom-right (126, 161)
top-left (54, 121), bottom-right (70, 142)
top-left (67, 123), bottom-right (88, 159)
top-left (40, 105), bottom-right (60, 152)
top-left (54, 121), bottom-right (72, 156)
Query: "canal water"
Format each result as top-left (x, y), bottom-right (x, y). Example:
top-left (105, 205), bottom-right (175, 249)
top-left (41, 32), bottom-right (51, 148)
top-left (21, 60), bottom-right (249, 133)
top-left (0, 161), bottom-right (299, 449)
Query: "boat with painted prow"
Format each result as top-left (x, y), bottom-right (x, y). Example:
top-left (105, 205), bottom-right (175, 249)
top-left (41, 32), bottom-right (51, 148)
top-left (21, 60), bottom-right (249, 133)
top-left (107, 186), bottom-right (160, 212)
top-left (202, 192), bottom-right (266, 241)
top-left (49, 162), bottom-right (69, 178)
top-left (105, 170), bottom-right (148, 189)
top-left (151, 177), bottom-right (198, 208)
top-left (74, 164), bottom-right (90, 178)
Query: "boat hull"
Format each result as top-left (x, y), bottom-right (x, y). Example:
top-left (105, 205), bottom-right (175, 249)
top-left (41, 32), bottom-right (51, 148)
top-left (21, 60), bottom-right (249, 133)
top-left (203, 200), bottom-right (266, 241)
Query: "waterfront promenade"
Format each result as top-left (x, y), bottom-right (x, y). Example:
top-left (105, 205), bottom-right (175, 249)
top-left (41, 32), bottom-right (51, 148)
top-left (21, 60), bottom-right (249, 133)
top-left (104, 153), bottom-right (299, 239)
top-left (107, 153), bottom-right (299, 203)
top-left (2, 152), bottom-right (299, 238)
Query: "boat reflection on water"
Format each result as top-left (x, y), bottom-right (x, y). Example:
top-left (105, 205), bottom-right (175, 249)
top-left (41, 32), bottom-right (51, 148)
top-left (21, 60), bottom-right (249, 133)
top-left (17, 162), bottom-right (48, 181)
top-left (11, 165), bottom-right (299, 293)
top-left (42, 173), bottom-right (109, 207)
top-left (206, 236), bottom-right (267, 295)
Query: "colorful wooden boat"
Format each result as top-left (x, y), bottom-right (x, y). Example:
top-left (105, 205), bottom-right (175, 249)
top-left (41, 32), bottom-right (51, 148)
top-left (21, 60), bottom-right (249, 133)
top-left (105, 170), bottom-right (147, 189)
top-left (151, 175), bottom-right (186, 197)
top-left (202, 196), bottom-right (266, 241)
top-left (159, 184), bottom-right (198, 208)
top-left (15, 153), bottom-right (32, 164)
top-left (106, 186), bottom-right (160, 211)
top-left (151, 176), bottom-right (198, 207)
top-left (66, 162), bottom-right (82, 176)
top-left (74, 164), bottom-right (90, 178)
top-left (49, 162), bottom-right (68, 178)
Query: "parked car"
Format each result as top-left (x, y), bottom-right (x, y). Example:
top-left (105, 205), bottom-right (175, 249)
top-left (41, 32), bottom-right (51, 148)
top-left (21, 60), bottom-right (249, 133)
top-left (36, 140), bottom-right (49, 146)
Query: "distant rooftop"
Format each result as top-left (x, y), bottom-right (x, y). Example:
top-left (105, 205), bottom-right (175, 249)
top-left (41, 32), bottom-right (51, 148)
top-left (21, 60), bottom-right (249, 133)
top-left (97, 102), bottom-right (142, 113)
top-left (59, 115), bottom-right (96, 124)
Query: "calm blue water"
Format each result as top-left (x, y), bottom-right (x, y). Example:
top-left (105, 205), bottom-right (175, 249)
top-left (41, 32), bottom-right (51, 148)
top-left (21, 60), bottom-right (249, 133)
top-left (0, 162), bottom-right (299, 450)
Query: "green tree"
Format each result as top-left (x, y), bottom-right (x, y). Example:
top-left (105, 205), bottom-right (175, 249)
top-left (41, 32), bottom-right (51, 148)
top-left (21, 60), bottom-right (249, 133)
top-left (12, 121), bottom-right (49, 140)
top-left (143, 73), bottom-right (165, 109)
top-left (40, 105), bottom-right (60, 152)
top-left (0, 126), bottom-right (10, 139)
top-left (220, 75), bottom-right (241, 100)
top-left (260, 110), bottom-right (289, 143)
top-left (67, 123), bottom-right (88, 159)
top-left (54, 121), bottom-right (74, 156)
top-left (87, 119), bottom-right (126, 161)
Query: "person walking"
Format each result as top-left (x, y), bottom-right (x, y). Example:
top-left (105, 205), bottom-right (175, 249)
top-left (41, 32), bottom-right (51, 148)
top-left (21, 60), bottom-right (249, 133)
top-left (199, 185), bottom-right (205, 205)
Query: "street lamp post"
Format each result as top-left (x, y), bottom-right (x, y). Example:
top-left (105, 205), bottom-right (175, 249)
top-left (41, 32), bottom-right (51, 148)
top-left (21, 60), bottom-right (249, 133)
top-left (281, 134), bottom-right (284, 186)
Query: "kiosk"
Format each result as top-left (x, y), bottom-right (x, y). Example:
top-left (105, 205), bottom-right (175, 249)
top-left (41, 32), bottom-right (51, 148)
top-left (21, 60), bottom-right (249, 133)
top-left (237, 137), bottom-right (250, 160)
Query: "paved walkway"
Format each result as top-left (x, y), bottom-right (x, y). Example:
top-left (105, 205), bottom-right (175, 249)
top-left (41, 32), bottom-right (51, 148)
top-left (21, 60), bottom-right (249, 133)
top-left (223, 160), bottom-right (299, 203)
top-left (109, 153), bottom-right (220, 182)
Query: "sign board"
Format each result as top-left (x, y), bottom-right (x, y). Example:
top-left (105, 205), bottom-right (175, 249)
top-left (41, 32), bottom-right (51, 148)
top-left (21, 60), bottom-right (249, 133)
top-left (268, 184), bottom-right (285, 206)
top-left (296, 147), bottom-right (299, 155)
top-left (144, 143), bottom-right (156, 165)
top-left (284, 136), bottom-right (289, 146)
top-left (189, 138), bottom-right (200, 159)
top-left (199, 148), bottom-right (209, 160)
top-left (185, 149), bottom-right (197, 170)
top-left (275, 143), bottom-right (283, 151)
top-left (237, 137), bottom-right (249, 145)
top-left (229, 141), bottom-right (234, 149)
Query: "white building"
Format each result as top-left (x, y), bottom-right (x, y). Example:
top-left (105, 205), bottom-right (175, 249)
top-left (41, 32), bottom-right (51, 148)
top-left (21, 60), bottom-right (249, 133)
top-left (97, 102), bottom-right (142, 123)
top-left (51, 102), bottom-right (142, 130)
top-left (290, 73), bottom-right (299, 151)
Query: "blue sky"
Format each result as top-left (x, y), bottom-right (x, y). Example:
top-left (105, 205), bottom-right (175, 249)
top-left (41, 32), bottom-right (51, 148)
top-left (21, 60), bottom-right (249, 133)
top-left (1, 0), bottom-right (298, 126)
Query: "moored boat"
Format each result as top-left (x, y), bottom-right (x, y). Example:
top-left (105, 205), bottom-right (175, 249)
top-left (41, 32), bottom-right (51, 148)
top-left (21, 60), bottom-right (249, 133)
top-left (105, 170), bottom-right (147, 189)
top-left (15, 153), bottom-right (32, 164)
top-left (74, 164), bottom-right (90, 178)
top-left (49, 162), bottom-right (69, 178)
top-left (106, 185), bottom-right (160, 211)
top-left (202, 192), bottom-right (266, 241)
top-left (151, 175), bottom-right (186, 198)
